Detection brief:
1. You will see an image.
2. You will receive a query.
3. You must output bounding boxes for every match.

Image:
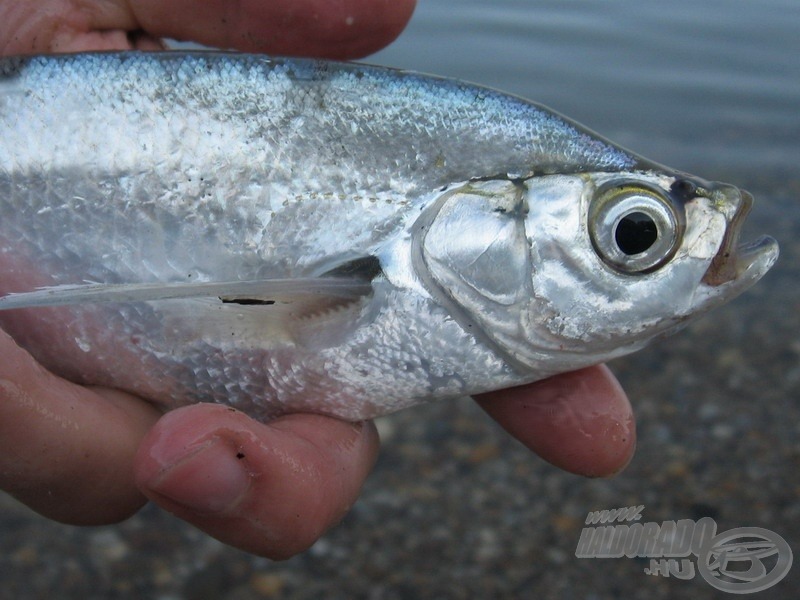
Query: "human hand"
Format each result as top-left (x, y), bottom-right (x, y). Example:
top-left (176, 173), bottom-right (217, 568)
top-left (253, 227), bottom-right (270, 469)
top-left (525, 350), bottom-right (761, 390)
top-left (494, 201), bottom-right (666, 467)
top-left (0, 0), bottom-right (635, 559)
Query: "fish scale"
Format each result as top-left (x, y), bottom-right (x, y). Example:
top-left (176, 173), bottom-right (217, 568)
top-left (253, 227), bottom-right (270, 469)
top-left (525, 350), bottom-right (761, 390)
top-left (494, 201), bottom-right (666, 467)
top-left (0, 52), bottom-right (777, 420)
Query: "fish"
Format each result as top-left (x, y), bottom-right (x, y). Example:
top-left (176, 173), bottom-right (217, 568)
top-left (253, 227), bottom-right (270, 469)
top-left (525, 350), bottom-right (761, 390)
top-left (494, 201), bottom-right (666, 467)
top-left (0, 51), bottom-right (778, 420)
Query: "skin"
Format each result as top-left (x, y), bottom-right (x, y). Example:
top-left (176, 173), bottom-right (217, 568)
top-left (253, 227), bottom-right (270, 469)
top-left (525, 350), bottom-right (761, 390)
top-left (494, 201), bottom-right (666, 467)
top-left (0, 0), bottom-right (636, 559)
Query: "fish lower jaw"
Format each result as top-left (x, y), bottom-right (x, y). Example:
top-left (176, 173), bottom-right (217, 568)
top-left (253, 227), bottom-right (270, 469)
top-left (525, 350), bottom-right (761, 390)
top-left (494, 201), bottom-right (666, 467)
top-left (736, 234), bottom-right (780, 277)
top-left (695, 235), bottom-right (779, 306)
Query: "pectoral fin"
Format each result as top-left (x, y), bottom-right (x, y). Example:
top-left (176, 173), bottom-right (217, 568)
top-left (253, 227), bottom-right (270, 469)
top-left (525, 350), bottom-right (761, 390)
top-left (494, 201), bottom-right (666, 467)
top-left (0, 257), bottom-right (382, 350)
top-left (0, 277), bottom-right (372, 310)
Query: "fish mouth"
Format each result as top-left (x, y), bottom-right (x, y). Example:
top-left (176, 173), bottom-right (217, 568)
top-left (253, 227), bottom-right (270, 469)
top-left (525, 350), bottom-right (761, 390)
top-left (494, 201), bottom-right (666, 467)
top-left (700, 187), bottom-right (779, 289)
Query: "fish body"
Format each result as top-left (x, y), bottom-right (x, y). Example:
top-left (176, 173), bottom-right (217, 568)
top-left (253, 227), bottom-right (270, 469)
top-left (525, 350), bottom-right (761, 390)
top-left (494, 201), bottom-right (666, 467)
top-left (0, 52), bottom-right (778, 419)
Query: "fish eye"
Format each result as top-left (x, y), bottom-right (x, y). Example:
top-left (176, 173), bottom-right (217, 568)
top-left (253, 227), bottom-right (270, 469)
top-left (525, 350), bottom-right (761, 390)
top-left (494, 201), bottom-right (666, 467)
top-left (589, 184), bottom-right (682, 274)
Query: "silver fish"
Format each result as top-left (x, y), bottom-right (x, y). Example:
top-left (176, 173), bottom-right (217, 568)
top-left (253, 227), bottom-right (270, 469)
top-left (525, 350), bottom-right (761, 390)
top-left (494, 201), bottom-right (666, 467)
top-left (0, 52), bottom-right (778, 420)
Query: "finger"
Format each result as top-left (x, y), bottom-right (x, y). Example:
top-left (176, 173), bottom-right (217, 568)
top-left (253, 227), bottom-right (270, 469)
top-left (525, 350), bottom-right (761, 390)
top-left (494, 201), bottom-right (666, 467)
top-left (474, 365), bottom-right (636, 478)
top-left (133, 0), bottom-right (417, 58)
top-left (133, 404), bottom-right (379, 559)
top-left (0, 0), bottom-right (417, 58)
top-left (0, 328), bottom-right (161, 523)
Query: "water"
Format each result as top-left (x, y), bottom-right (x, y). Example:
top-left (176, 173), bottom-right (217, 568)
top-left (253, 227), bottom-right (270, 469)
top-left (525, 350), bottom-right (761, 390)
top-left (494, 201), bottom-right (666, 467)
top-left (373, 0), bottom-right (800, 177)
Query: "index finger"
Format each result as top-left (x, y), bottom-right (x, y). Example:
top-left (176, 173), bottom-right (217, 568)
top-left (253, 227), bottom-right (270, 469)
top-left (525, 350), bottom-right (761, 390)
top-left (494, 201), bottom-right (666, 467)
top-left (474, 365), bottom-right (636, 478)
top-left (0, 0), bottom-right (417, 58)
top-left (133, 0), bottom-right (416, 58)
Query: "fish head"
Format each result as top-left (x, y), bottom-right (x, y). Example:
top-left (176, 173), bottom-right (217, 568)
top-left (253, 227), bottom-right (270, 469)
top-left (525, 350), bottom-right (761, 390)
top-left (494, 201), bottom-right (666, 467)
top-left (515, 170), bottom-right (779, 366)
top-left (416, 171), bottom-right (778, 373)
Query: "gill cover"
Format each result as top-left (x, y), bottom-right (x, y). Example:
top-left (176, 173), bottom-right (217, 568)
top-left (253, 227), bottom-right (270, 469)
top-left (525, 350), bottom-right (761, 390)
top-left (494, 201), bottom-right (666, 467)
top-left (411, 180), bottom-right (535, 369)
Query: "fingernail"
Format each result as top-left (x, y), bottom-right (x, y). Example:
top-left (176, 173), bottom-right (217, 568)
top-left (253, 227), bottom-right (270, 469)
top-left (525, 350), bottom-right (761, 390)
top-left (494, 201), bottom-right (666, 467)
top-left (145, 438), bottom-right (251, 515)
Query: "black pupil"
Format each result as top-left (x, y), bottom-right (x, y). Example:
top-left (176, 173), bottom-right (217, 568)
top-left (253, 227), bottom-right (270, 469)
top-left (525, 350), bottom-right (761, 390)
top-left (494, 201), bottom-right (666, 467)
top-left (615, 212), bottom-right (658, 255)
